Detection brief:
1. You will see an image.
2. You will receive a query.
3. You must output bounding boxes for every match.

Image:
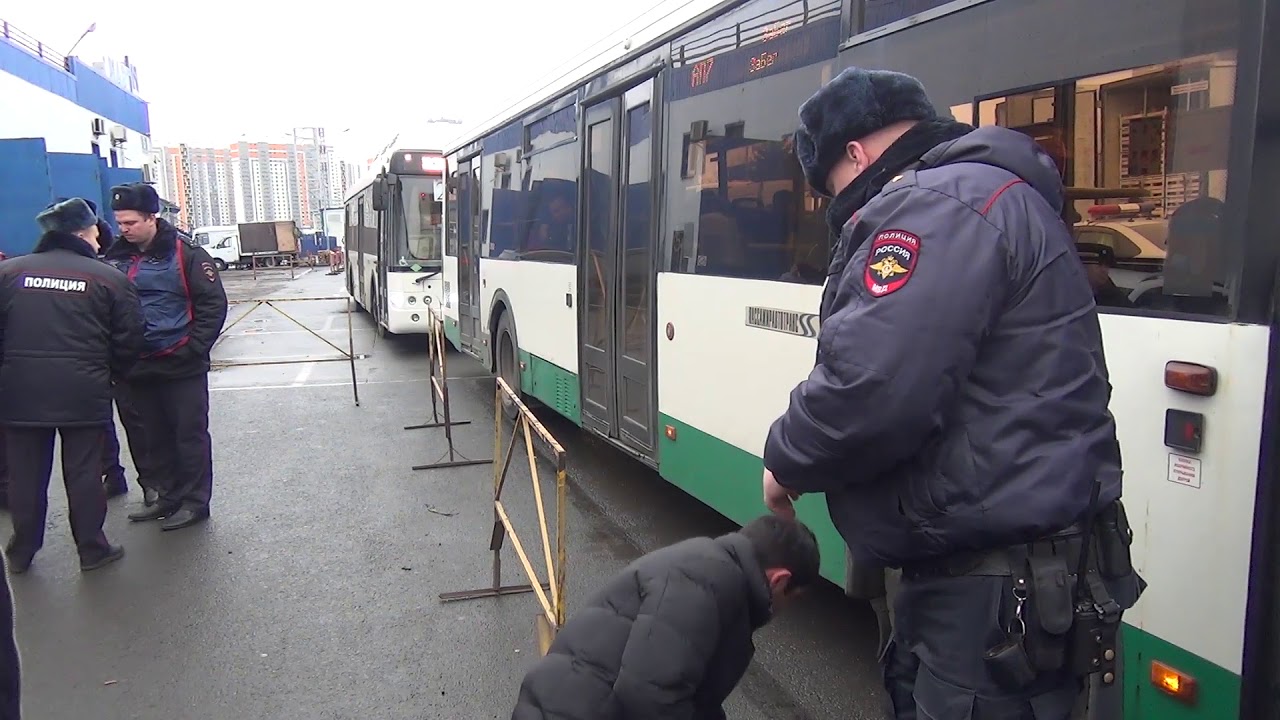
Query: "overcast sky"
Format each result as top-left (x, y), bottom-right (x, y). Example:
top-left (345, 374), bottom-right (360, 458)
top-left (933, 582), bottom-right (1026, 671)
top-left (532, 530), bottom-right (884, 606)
top-left (6, 0), bottom-right (720, 162)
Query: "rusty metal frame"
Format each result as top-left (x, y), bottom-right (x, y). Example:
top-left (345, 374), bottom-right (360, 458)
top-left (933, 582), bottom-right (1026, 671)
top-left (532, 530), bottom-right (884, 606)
top-left (247, 254), bottom-right (297, 280)
top-left (405, 306), bottom-right (494, 471)
top-left (211, 294), bottom-right (361, 406)
top-left (439, 376), bottom-right (568, 655)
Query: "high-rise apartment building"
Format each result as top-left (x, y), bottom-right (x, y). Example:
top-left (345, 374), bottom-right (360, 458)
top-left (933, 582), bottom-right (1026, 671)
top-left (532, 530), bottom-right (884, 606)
top-left (157, 128), bottom-right (351, 229)
top-left (159, 145), bottom-right (237, 229)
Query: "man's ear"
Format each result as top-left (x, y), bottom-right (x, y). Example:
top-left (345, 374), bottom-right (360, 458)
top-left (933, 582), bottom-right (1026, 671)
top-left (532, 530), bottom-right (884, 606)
top-left (844, 140), bottom-right (863, 165)
top-left (764, 567), bottom-right (793, 594)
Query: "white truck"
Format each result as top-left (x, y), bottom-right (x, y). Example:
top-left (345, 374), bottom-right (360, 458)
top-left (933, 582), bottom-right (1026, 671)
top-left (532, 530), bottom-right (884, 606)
top-left (203, 220), bottom-right (300, 270)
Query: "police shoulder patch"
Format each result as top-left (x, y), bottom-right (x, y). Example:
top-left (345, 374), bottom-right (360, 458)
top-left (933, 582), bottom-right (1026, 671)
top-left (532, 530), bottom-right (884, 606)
top-left (864, 229), bottom-right (920, 298)
top-left (200, 261), bottom-right (217, 283)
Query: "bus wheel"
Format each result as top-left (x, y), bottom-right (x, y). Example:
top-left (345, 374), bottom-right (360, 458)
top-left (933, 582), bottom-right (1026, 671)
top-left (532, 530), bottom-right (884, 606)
top-left (495, 312), bottom-right (520, 421)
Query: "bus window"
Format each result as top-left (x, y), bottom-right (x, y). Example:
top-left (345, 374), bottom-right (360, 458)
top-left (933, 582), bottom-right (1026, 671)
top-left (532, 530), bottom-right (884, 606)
top-left (664, 0), bottom-right (843, 286)
top-left (499, 105), bottom-right (578, 265)
top-left (977, 51), bottom-right (1236, 316)
top-left (859, 0), bottom-right (967, 34)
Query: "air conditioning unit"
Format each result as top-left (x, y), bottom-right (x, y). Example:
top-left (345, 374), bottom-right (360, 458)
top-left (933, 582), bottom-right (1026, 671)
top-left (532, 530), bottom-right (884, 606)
top-left (91, 118), bottom-right (106, 136)
top-left (109, 125), bottom-right (127, 147)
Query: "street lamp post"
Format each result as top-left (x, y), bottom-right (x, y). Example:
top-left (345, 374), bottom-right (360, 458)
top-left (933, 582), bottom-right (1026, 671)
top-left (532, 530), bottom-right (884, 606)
top-left (65, 22), bottom-right (96, 58)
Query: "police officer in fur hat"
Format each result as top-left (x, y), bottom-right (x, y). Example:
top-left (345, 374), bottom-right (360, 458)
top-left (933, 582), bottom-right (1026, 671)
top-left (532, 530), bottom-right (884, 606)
top-left (49, 197), bottom-right (139, 501)
top-left (106, 183), bottom-right (228, 531)
top-left (0, 198), bottom-right (144, 573)
top-left (760, 68), bottom-right (1144, 718)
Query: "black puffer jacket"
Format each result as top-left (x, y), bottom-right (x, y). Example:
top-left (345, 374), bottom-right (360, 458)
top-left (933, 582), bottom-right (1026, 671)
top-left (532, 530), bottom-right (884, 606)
top-left (0, 232), bottom-right (144, 426)
top-left (511, 533), bottom-right (773, 720)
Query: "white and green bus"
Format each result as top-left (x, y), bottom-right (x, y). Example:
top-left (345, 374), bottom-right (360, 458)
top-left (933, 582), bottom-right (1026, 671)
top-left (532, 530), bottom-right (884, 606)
top-left (437, 0), bottom-right (1280, 716)
top-left (344, 148), bottom-right (447, 336)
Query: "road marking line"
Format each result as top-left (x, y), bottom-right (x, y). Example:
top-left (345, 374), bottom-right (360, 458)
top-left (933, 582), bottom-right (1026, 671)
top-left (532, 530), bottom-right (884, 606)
top-left (291, 362), bottom-right (317, 386)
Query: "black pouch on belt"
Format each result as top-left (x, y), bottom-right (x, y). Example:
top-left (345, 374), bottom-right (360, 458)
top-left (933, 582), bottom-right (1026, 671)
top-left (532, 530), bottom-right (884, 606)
top-left (1022, 544), bottom-right (1076, 672)
top-left (1094, 500), bottom-right (1135, 580)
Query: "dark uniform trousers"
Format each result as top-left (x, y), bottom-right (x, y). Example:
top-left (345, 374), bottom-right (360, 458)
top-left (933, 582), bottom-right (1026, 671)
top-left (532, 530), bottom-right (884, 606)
top-left (0, 551), bottom-right (18, 720)
top-left (104, 389), bottom-right (153, 493)
top-left (101, 418), bottom-right (126, 485)
top-left (881, 521), bottom-right (1143, 720)
top-left (121, 374), bottom-right (213, 512)
top-left (0, 427), bottom-right (7, 505)
top-left (5, 426), bottom-right (111, 562)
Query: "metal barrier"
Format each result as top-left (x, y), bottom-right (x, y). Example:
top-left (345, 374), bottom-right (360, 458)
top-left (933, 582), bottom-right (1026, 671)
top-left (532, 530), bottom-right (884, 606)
top-left (246, 255), bottom-right (299, 280)
top-left (439, 376), bottom-right (568, 655)
top-left (211, 295), bottom-right (362, 406)
top-left (405, 307), bottom-right (493, 471)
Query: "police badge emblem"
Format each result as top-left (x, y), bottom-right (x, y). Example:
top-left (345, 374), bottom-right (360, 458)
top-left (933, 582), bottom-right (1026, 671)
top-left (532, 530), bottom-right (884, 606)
top-left (864, 230), bottom-right (920, 297)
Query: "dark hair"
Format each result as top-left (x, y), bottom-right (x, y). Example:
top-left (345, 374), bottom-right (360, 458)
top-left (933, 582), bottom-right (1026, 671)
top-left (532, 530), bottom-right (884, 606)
top-left (740, 515), bottom-right (821, 590)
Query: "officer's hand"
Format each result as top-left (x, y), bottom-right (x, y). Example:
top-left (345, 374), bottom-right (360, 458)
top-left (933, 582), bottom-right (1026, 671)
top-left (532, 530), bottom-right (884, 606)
top-left (763, 468), bottom-right (799, 520)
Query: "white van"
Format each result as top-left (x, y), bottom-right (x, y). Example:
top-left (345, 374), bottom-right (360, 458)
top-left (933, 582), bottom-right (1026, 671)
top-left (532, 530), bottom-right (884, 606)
top-left (192, 226), bottom-right (240, 270)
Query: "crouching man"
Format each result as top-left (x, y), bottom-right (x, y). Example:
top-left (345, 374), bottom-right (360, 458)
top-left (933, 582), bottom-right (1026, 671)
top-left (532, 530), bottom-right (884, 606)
top-left (511, 515), bottom-right (821, 719)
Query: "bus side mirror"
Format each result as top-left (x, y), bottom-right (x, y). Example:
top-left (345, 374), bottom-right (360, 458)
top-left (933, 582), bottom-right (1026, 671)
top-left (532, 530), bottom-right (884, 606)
top-left (371, 176), bottom-right (388, 212)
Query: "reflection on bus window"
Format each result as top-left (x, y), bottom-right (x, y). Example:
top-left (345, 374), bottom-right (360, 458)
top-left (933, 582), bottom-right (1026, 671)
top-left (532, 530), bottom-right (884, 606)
top-left (398, 177), bottom-right (443, 262)
top-left (666, 77), bottom-right (835, 284)
top-left (977, 50), bottom-right (1236, 316)
top-left (484, 105), bottom-right (580, 265)
top-left (861, 0), bottom-right (962, 34)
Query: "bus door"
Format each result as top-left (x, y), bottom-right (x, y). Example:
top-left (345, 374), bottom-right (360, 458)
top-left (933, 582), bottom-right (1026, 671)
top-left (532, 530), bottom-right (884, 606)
top-left (456, 157), bottom-right (482, 354)
top-left (356, 197), bottom-right (367, 307)
top-left (578, 79), bottom-right (657, 460)
top-left (378, 175), bottom-right (396, 326)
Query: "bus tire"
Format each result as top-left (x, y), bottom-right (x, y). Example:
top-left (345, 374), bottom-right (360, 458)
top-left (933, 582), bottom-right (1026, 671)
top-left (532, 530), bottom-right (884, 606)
top-left (495, 310), bottom-right (520, 421)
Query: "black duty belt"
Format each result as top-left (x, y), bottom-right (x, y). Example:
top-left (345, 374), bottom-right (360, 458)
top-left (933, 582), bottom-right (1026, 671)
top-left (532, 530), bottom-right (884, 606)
top-left (899, 519), bottom-right (1091, 582)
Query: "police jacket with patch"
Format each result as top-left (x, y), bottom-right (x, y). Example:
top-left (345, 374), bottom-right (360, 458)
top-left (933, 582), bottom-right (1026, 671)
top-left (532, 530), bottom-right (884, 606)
top-left (764, 126), bottom-right (1122, 568)
top-left (0, 232), bottom-right (144, 427)
top-left (511, 533), bottom-right (773, 720)
top-left (104, 219), bottom-right (228, 381)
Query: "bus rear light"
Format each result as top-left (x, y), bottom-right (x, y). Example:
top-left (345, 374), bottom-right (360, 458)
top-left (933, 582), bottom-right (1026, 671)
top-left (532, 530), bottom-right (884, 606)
top-left (1151, 660), bottom-right (1198, 705)
top-left (1165, 361), bottom-right (1217, 396)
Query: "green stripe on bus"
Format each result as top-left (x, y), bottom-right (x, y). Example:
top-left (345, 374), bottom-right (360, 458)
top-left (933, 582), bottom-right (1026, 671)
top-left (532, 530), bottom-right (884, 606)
top-left (444, 317), bottom-right (461, 349)
top-left (1121, 624), bottom-right (1239, 719)
top-left (657, 413), bottom-right (848, 586)
top-left (517, 351), bottom-right (582, 425)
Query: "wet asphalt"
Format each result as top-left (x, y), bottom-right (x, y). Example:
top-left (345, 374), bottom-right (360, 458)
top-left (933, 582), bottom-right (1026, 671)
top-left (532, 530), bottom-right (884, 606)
top-left (4, 268), bottom-right (888, 720)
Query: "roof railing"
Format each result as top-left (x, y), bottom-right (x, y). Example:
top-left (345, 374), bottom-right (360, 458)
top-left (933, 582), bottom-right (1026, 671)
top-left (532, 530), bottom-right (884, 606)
top-left (1, 19), bottom-right (69, 72)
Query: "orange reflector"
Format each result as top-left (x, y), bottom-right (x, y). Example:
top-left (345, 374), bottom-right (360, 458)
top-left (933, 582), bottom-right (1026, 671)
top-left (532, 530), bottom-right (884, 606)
top-left (665, 425), bottom-right (677, 441)
top-left (1165, 361), bottom-right (1218, 396)
top-left (1151, 660), bottom-right (1198, 704)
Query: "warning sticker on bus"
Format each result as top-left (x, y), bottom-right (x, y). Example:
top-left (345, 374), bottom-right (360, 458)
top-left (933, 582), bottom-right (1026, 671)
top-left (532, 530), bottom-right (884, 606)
top-left (1167, 453), bottom-right (1202, 489)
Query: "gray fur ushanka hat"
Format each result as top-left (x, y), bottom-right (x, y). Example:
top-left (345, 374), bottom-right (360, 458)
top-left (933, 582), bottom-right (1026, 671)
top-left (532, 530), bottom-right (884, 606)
top-left (36, 198), bottom-right (98, 235)
top-left (793, 67), bottom-right (939, 195)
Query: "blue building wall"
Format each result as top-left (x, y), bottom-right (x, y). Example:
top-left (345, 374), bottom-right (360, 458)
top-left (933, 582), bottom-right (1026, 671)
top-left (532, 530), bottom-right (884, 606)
top-left (0, 38), bottom-right (150, 134)
top-left (48, 153), bottom-right (104, 208)
top-left (0, 138), bottom-right (54, 257)
top-left (0, 139), bottom-right (144, 255)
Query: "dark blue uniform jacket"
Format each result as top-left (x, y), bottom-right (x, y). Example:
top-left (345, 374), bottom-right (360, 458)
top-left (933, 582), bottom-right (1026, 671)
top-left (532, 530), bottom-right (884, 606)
top-left (104, 219), bottom-right (228, 381)
top-left (764, 126), bottom-right (1122, 568)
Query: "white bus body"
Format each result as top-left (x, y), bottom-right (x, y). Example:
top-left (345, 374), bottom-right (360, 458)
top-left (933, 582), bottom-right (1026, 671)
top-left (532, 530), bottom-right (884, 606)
top-left (438, 0), bottom-right (1280, 717)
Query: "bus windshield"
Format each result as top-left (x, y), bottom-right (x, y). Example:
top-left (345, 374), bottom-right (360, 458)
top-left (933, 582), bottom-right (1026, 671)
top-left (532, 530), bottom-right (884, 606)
top-left (395, 177), bottom-right (443, 265)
